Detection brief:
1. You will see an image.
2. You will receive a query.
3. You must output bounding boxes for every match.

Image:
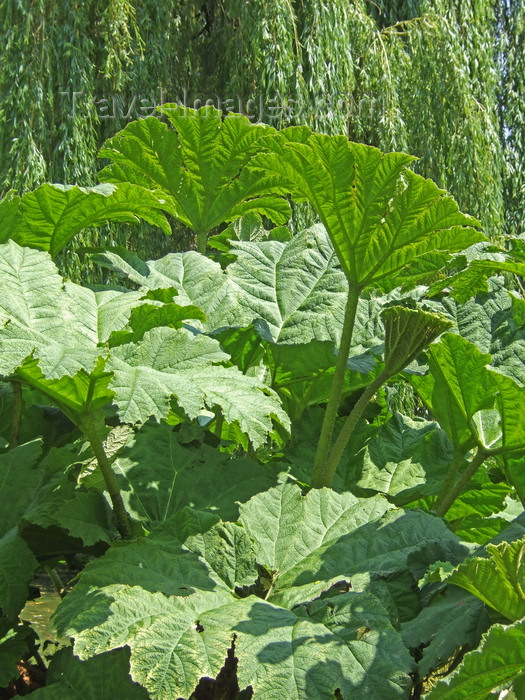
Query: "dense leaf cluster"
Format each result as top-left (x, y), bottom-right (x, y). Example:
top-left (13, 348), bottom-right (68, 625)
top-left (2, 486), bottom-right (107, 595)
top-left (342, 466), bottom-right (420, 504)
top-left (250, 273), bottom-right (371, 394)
top-left (0, 110), bottom-right (524, 698)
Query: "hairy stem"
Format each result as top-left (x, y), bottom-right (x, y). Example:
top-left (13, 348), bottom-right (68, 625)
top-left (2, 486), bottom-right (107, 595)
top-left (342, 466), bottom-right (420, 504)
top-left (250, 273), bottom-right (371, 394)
top-left (319, 370), bottom-right (390, 488)
top-left (434, 448), bottom-right (488, 517)
top-left (433, 448), bottom-right (468, 513)
top-left (214, 411), bottom-right (224, 442)
top-left (32, 649), bottom-right (47, 671)
top-left (9, 379), bottom-right (23, 449)
top-left (196, 230), bottom-right (207, 254)
top-left (311, 286), bottom-right (361, 488)
top-left (77, 414), bottom-right (131, 539)
top-left (45, 566), bottom-right (66, 598)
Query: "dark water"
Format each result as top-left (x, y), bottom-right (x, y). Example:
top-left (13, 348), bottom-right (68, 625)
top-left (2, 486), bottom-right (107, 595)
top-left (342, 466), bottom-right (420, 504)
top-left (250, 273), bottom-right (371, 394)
top-left (20, 569), bottom-right (74, 651)
top-left (20, 591), bottom-right (63, 643)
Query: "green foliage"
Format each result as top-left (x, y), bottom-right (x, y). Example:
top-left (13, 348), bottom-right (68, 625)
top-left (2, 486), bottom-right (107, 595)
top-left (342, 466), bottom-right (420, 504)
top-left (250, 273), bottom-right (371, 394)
top-left (0, 109), bottom-right (522, 698)
top-left (350, 413), bottom-right (454, 504)
top-left (401, 587), bottom-right (489, 680)
top-left (110, 422), bottom-right (278, 524)
top-left (411, 333), bottom-right (525, 456)
top-left (32, 647), bottom-right (150, 699)
top-left (52, 483), bottom-right (473, 699)
top-left (0, 183), bottom-right (171, 257)
top-left (90, 224), bottom-right (348, 343)
top-left (445, 537), bottom-right (525, 622)
top-left (425, 618), bottom-right (525, 699)
top-left (98, 107), bottom-right (291, 250)
top-left (0, 620), bottom-right (38, 687)
top-left (250, 131), bottom-right (483, 292)
top-left (0, 240), bottom-right (288, 448)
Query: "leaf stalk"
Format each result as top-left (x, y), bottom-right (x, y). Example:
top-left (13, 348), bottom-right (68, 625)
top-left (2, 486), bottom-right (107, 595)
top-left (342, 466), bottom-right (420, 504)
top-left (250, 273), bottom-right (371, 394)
top-left (76, 413), bottom-right (132, 539)
top-left (196, 230), bottom-right (207, 254)
top-left (434, 448), bottom-right (488, 517)
top-left (311, 285), bottom-right (361, 487)
top-left (8, 379), bottom-right (23, 449)
top-left (319, 369), bottom-right (390, 488)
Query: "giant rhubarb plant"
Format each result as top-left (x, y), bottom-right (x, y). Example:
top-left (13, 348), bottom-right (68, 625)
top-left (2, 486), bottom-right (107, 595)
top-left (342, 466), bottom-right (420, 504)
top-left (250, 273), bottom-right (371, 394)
top-left (247, 129), bottom-right (484, 485)
top-left (0, 241), bottom-right (289, 537)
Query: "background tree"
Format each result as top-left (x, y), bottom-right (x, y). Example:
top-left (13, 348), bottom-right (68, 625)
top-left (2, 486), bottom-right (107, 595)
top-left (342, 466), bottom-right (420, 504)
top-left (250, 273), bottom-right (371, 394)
top-left (1, 0), bottom-right (523, 279)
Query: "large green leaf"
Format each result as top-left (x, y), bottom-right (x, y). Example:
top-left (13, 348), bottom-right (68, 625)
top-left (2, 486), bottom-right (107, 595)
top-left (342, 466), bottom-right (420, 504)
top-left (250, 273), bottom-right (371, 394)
top-left (442, 280), bottom-right (525, 386)
top-left (98, 108), bottom-right (290, 237)
top-left (0, 620), bottom-right (38, 686)
top-left (53, 492), bottom-right (116, 546)
top-left (239, 482), bottom-right (469, 608)
top-left (91, 247), bottom-right (237, 331)
top-left (411, 333), bottom-right (525, 457)
top-left (52, 509), bottom-right (255, 633)
top-left (0, 441), bottom-right (117, 549)
top-left (32, 647), bottom-right (150, 699)
top-left (445, 537), bottom-right (525, 622)
top-left (504, 454), bottom-right (525, 509)
top-left (0, 440), bottom-right (43, 536)
top-left (445, 473), bottom-right (515, 544)
top-left (56, 585), bottom-right (413, 700)
top-left (353, 413), bottom-right (454, 505)
top-left (112, 422), bottom-right (278, 524)
top-left (92, 226), bottom-right (348, 344)
top-left (425, 618), bottom-right (525, 699)
top-left (182, 520), bottom-right (258, 590)
top-left (107, 326), bottom-right (289, 447)
top-left (0, 528), bottom-right (38, 618)
top-left (0, 241), bottom-right (144, 382)
top-left (0, 243), bottom-right (286, 446)
top-left (401, 586), bottom-right (489, 678)
top-left (0, 440), bottom-right (42, 618)
top-left (409, 334), bottom-right (494, 451)
top-left (53, 485), bottom-right (472, 699)
top-left (234, 592), bottom-right (414, 700)
top-left (226, 224), bottom-right (347, 343)
top-left (283, 405), bottom-right (378, 487)
top-left (0, 182), bottom-right (171, 257)
top-left (56, 586), bottom-right (235, 699)
top-left (250, 129), bottom-right (484, 291)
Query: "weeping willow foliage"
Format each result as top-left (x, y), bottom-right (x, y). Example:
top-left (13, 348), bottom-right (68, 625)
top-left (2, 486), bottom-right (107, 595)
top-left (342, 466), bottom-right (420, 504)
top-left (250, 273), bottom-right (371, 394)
top-left (1, 0), bottom-right (523, 280)
top-left (496, 0), bottom-right (525, 239)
